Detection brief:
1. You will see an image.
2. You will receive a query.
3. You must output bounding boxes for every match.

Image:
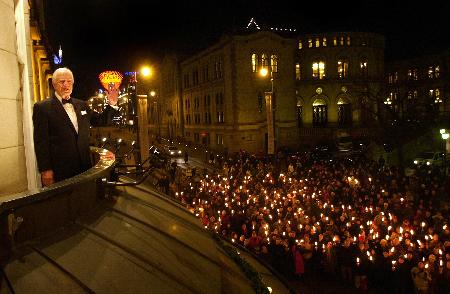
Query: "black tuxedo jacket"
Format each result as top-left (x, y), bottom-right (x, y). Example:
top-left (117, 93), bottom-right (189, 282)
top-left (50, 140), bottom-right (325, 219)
top-left (33, 96), bottom-right (116, 182)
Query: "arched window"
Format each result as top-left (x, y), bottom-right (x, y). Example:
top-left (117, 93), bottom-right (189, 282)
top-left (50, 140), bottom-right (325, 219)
top-left (271, 54), bottom-right (278, 73)
top-left (337, 97), bottom-right (352, 126)
top-left (312, 98), bottom-right (327, 126)
top-left (251, 53), bottom-right (258, 72)
top-left (261, 54), bottom-right (269, 69)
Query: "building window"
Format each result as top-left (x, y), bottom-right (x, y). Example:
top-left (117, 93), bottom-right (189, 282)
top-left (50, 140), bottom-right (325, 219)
top-left (313, 99), bottom-right (327, 126)
top-left (388, 72), bottom-right (398, 83)
top-left (315, 37), bottom-right (320, 48)
top-left (430, 89), bottom-right (443, 103)
top-left (194, 133), bottom-right (199, 143)
top-left (202, 64), bottom-right (209, 82)
top-left (360, 60), bottom-right (368, 78)
top-left (296, 102), bottom-right (303, 126)
top-left (428, 65), bottom-right (440, 79)
top-left (271, 54), bottom-right (278, 73)
top-left (312, 61), bottom-right (326, 79)
top-left (214, 57), bottom-right (223, 79)
top-left (333, 37), bottom-right (338, 46)
top-left (308, 39), bottom-right (313, 48)
top-left (261, 54), bottom-right (269, 69)
top-left (407, 68), bottom-right (418, 80)
top-left (298, 41), bottom-right (303, 49)
top-left (216, 92), bottom-right (225, 123)
top-left (295, 63), bottom-right (301, 80)
top-left (185, 114), bottom-right (191, 125)
top-left (322, 37), bottom-right (327, 47)
top-left (337, 98), bottom-right (352, 126)
top-left (252, 53), bottom-right (258, 72)
top-left (346, 36), bottom-right (351, 46)
top-left (216, 134), bottom-right (223, 145)
top-left (337, 60), bottom-right (348, 78)
top-left (340, 36), bottom-right (344, 46)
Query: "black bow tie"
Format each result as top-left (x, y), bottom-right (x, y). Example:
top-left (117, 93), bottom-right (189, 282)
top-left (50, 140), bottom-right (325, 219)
top-left (62, 98), bottom-right (73, 105)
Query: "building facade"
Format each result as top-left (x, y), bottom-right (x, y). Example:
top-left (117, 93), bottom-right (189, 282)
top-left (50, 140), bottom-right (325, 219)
top-left (385, 50), bottom-right (450, 124)
top-left (162, 32), bottom-right (297, 154)
top-left (294, 32), bottom-right (385, 143)
top-left (158, 30), bottom-right (386, 154)
top-left (0, 0), bottom-right (52, 196)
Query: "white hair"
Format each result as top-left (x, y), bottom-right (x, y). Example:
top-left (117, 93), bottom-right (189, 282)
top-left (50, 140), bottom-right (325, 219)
top-left (52, 67), bottom-right (74, 86)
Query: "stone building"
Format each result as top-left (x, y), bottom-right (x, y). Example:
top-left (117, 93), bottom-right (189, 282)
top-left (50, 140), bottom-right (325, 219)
top-left (294, 32), bottom-right (385, 143)
top-left (160, 31), bottom-right (297, 154)
top-left (0, 0), bottom-right (51, 196)
top-left (385, 50), bottom-right (450, 122)
top-left (158, 29), bottom-right (386, 154)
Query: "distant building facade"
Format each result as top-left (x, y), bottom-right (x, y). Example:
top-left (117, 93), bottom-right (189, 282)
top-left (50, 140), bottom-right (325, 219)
top-left (385, 50), bottom-right (450, 124)
top-left (157, 23), bottom-right (448, 155)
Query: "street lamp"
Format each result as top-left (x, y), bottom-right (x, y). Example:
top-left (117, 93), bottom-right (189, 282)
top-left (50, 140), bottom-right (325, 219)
top-left (260, 67), bottom-right (275, 155)
top-left (440, 128), bottom-right (449, 175)
top-left (126, 65), bottom-right (152, 166)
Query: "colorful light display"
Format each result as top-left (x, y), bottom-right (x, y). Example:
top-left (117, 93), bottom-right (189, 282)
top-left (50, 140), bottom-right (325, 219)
top-left (98, 71), bottom-right (123, 90)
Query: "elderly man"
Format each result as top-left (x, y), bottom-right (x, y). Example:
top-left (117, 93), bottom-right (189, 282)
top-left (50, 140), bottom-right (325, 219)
top-left (33, 67), bottom-right (118, 186)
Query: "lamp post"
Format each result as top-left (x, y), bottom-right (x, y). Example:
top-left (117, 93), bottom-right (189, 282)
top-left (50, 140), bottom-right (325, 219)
top-left (149, 90), bottom-right (161, 140)
top-left (127, 65), bottom-right (152, 166)
top-left (440, 128), bottom-right (449, 175)
top-left (260, 67), bottom-right (275, 155)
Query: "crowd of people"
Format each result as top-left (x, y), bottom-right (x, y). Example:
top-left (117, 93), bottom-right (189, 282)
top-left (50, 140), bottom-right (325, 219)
top-left (166, 150), bottom-right (449, 293)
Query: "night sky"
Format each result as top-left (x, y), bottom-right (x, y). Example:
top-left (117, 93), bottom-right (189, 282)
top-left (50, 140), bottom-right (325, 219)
top-left (44, 0), bottom-right (450, 99)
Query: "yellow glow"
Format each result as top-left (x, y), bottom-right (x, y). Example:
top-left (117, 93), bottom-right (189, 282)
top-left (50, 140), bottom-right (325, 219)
top-left (141, 66), bottom-right (152, 77)
top-left (260, 67), bottom-right (269, 77)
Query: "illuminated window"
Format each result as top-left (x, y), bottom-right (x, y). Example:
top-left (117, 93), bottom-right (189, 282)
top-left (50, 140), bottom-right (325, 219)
top-left (271, 54), bottom-right (278, 73)
top-left (308, 39), bottom-right (313, 48)
top-left (261, 54), bottom-right (269, 69)
top-left (312, 61), bottom-right (326, 79)
top-left (360, 60), bottom-right (368, 78)
top-left (315, 38), bottom-right (320, 47)
top-left (428, 66), bottom-right (434, 78)
top-left (295, 63), bottom-right (301, 80)
top-left (337, 60), bottom-right (348, 78)
top-left (408, 68), bottom-right (418, 80)
top-left (435, 65), bottom-right (440, 78)
top-left (251, 53), bottom-right (258, 72)
top-left (346, 36), bottom-right (351, 46)
top-left (407, 91), bottom-right (413, 100)
top-left (298, 41), bottom-right (303, 49)
top-left (322, 37), bottom-right (327, 47)
top-left (333, 37), bottom-right (338, 46)
top-left (340, 36), bottom-right (344, 46)
top-left (428, 65), bottom-right (440, 79)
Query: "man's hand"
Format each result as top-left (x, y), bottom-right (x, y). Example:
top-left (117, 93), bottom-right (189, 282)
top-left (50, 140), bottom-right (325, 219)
top-left (41, 170), bottom-right (54, 187)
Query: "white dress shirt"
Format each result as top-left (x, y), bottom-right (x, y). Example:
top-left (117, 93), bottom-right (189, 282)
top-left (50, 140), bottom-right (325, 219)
top-left (56, 93), bottom-right (78, 133)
